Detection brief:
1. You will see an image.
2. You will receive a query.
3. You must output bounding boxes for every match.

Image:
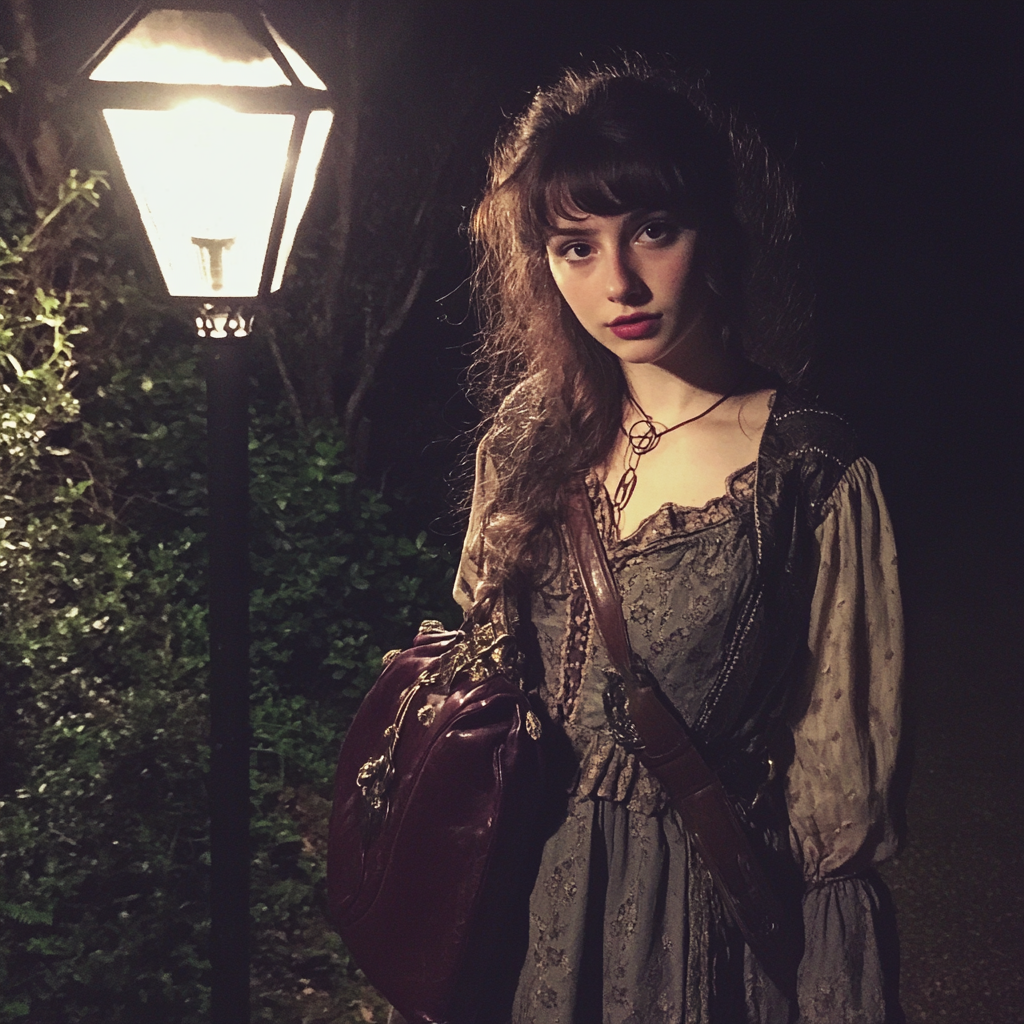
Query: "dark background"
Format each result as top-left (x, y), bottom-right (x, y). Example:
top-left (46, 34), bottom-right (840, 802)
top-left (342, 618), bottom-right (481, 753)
top-left (15, 1), bottom-right (1024, 1019)
top-left (38, 1), bottom-right (1023, 562)
top-left (335, 1), bottom-right (1024, 588)
top-left (372, 1), bottom-right (1024, 563)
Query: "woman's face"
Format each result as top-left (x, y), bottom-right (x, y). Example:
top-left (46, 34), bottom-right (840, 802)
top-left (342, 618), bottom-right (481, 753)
top-left (544, 207), bottom-right (709, 369)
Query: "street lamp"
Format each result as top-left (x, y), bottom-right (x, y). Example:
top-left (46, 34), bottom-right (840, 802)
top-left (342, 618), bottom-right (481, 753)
top-left (81, 5), bottom-right (334, 1022)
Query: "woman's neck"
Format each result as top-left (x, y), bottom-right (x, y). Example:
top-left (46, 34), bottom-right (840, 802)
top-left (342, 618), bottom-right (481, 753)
top-left (621, 343), bottom-right (743, 426)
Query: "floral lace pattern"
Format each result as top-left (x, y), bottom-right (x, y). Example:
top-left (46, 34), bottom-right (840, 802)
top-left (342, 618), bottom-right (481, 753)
top-left (512, 463), bottom-right (784, 1020)
top-left (595, 461), bottom-right (756, 551)
top-left (511, 795), bottom-right (781, 1024)
top-left (529, 463), bottom-right (758, 815)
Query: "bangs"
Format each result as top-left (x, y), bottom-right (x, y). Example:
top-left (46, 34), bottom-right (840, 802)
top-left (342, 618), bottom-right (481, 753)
top-left (492, 72), bottom-right (732, 252)
top-left (544, 159), bottom-right (692, 223)
top-left (523, 117), bottom-right (701, 240)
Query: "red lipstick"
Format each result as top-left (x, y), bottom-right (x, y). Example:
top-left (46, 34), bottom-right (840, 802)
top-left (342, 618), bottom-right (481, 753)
top-left (608, 312), bottom-right (661, 340)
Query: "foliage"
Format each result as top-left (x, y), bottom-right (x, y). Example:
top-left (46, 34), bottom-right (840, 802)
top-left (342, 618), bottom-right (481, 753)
top-left (0, 155), bottom-right (215, 1021)
top-left (0, 136), bottom-right (455, 1024)
top-left (0, 168), bottom-right (106, 499)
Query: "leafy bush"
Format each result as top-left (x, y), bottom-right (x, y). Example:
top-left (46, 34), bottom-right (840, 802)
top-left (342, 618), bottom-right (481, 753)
top-left (0, 142), bottom-right (455, 1024)
top-left (0, 159), bottom-right (217, 1022)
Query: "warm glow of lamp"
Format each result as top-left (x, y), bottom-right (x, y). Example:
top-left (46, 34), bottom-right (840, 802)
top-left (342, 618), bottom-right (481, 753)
top-left (85, 6), bottom-right (333, 303)
top-left (103, 100), bottom-right (294, 296)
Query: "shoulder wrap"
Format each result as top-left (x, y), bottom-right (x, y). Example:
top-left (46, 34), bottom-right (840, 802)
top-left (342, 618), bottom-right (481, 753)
top-left (754, 387), bottom-right (861, 578)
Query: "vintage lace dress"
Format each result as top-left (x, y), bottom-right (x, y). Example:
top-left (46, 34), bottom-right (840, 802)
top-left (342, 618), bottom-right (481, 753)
top-left (454, 438), bottom-right (903, 1024)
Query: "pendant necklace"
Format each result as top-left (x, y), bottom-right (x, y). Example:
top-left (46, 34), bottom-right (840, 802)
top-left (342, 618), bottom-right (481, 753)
top-left (610, 387), bottom-right (735, 529)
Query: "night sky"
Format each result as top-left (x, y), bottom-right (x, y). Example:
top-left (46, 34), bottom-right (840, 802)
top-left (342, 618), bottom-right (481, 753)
top-left (352, 2), bottom-right (1024, 577)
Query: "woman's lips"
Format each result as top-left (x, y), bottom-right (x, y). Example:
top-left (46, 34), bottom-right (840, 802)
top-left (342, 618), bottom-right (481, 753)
top-left (608, 313), bottom-right (662, 340)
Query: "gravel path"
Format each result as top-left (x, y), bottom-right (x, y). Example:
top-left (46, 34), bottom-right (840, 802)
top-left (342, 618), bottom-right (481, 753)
top-left (879, 544), bottom-right (1024, 1023)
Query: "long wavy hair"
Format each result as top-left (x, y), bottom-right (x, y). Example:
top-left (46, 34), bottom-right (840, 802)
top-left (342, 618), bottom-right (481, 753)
top-left (467, 60), bottom-right (811, 600)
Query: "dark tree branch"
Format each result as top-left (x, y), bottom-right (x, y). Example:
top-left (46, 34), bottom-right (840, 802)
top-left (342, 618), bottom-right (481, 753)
top-left (1, 0), bottom-right (65, 202)
top-left (343, 256), bottom-right (430, 447)
top-left (267, 332), bottom-right (306, 435)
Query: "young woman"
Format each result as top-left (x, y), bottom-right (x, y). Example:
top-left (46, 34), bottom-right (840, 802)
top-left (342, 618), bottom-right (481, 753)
top-left (451, 63), bottom-right (903, 1024)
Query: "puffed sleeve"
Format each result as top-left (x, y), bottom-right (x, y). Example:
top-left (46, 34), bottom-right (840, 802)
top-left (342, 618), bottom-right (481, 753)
top-left (453, 442), bottom-right (498, 615)
top-left (785, 456), bottom-right (903, 1023)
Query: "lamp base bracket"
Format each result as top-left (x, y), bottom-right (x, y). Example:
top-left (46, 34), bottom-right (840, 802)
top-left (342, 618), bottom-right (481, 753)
top-left (196, 303), bottom-right (253, 339)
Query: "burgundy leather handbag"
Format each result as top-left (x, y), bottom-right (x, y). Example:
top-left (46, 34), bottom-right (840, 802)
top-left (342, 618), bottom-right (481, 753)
top-left (328, 618), bottom-right (544, 1024)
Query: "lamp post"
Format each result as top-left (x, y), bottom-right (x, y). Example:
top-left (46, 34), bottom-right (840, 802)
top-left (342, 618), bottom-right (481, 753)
top-left (81, 6), bottom-right (334, 1021)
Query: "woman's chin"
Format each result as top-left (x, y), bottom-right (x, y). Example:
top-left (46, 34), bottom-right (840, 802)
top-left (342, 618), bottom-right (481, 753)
top-left (595, 330), bottom-right (679, 367)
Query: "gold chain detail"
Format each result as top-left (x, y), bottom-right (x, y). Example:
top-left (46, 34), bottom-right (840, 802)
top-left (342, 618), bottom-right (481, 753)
top-left (356, 623), bottom-right (523, 826)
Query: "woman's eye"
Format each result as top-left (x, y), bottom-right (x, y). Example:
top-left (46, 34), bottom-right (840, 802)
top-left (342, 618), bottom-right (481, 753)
top-left (562, 242), bottom-right (593, 261)
top-left (639, 222), bottom-right (676, 244)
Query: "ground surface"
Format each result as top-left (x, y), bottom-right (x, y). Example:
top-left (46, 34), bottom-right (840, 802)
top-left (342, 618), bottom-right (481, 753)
top-left (877, 534), bottom-right (1024, 1024)
top-left (314, 533), bottom-right (1024, 1024)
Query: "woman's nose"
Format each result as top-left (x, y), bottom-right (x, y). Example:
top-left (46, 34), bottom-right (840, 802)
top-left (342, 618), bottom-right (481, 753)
top-left (606, 248), bottom-right (650, 306)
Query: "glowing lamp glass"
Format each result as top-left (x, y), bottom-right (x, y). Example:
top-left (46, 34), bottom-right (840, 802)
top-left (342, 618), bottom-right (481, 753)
top-left (87, 7), bottom-right (332, 301)
top-left (262, 17), bottom-right (327, 90)
top-left (104, 101), bottom-right (293, 297)
top-left (271, 108), bottom-right (333, 291)
top-left (90, 9), bottom-right (289, 87)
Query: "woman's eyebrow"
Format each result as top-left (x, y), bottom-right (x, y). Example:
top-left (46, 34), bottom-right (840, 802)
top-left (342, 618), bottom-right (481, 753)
top-left (545, 224), bottom-right (600, 240)
top-left (545, 210), bottom-right (675, 243)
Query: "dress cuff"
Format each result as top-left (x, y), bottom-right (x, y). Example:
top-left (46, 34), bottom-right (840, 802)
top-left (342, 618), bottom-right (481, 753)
top-left (797, 873), bottom-right (901, 1024)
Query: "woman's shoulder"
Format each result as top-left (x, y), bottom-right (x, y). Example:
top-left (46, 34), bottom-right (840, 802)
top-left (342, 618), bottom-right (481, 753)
top-left (760, 384), bottom-right (864, 530)
top-left (495, 370), bottom-right (550, 416)
top-left (763, 384), bottom-right (861, 470)
top-left (478, 371), bottom-right (551, 458)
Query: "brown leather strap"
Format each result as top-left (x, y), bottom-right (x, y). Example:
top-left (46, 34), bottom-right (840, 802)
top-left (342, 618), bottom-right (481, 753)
top-left (564, 490), bottom-right (707, 761)
top-left (563, 484), bottom-right (795, 986)
top-left (564, 488), bottom-right (716, 766)
top-left (563, 489), bottom-right (633, 681)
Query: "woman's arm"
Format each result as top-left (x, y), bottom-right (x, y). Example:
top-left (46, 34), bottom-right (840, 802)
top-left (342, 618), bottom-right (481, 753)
top-left (453, 442), bottom-right (498, 615)
top-left (787, 456), bottom-right (903, 880)
top-left (785, 456), bottom-right (904, 1023)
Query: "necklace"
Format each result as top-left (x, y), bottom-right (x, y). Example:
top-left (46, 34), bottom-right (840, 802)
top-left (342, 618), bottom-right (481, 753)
top-left (610, 388), bottom-right (735, 528)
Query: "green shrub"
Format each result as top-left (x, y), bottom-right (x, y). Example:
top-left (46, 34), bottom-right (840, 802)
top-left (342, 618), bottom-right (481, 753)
top-left (0, 163), bottom-right (216, 1022)
top-left (0, 155), bottom-right (455, 1024)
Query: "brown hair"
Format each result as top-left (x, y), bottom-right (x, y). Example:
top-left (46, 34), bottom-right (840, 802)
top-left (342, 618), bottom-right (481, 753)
top-left (467, 60), bottom-right (810, 599)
